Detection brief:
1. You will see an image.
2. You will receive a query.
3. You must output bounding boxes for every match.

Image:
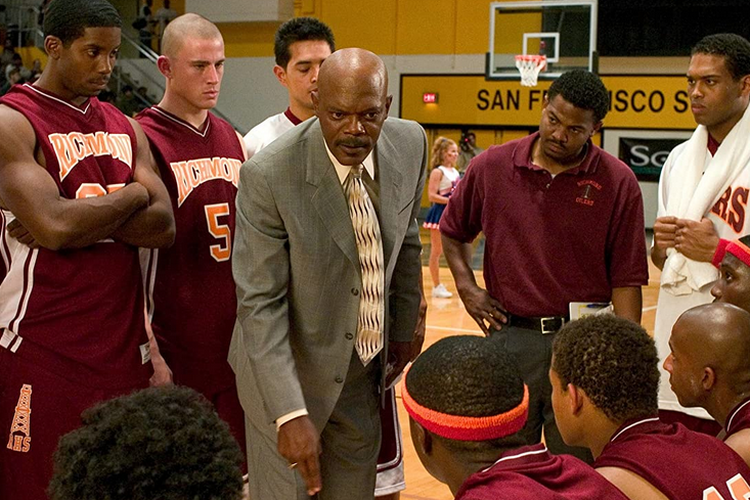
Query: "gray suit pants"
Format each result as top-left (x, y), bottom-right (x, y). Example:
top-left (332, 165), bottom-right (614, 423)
top-left (246, 353), bottom-right (381, 499)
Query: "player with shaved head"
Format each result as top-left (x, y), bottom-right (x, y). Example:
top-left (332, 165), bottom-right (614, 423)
top-left (136, 13), bottom-right (248, 461)
top-left (665, 302), bottom-right (750, 466)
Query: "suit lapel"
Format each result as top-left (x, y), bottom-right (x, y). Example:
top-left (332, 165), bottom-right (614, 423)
top-left (306, 122), bottom-right (360, 271)
top-left (375, 129), bottom-right (403, 275)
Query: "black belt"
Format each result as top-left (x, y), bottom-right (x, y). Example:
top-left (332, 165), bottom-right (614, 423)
top-left (508, 314), bottom-right (567, 334)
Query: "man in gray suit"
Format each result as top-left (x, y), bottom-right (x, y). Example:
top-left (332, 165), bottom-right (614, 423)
top-left (229, 48), bottom-right (427, 500)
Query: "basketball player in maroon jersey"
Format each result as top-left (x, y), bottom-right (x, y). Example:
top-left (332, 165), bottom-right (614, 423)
top-left (405, 336), bottom-right (628, 500)
top-left (136, 13), bottom-right (248, 461)
top-left (551, 315), bottom-right (750, 500)
top-left (0, 1), bottom-right (175, 499)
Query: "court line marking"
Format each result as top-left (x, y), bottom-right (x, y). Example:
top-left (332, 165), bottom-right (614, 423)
top-left (402, 494), bottom-right (445, 500)
top-left (426, 325), bottom-right (481, 333)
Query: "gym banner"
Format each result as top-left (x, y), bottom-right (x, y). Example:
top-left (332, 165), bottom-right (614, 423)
top-left (618, 137), bottom-right (684, 182)
top-left (401, 74), bottom-right (696, 130)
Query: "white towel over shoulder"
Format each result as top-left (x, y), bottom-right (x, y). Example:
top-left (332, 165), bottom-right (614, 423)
top-left (659, 103), bottom-right (750, 295)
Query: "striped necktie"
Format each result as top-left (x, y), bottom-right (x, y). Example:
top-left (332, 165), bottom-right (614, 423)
top-left (345, 164), bottom-right (384, 365)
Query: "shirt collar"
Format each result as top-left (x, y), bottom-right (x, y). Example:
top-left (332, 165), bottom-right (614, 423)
top-left (513, 131), bottom-right (598, 175)
top-left (323, 139), bottom-right (376, 185)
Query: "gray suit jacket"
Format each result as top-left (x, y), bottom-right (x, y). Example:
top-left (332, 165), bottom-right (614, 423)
top-left (229, 117), bottom-right (427, 432)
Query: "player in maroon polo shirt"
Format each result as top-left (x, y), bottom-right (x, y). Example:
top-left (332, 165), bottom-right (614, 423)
top-left (664, 300), bottom-right (750, 467)
top-left (0, 1), bottom-right (175, 498)
top-left (551, 315), bottom-right (750, 500)
top-left (403, 335), bottom-right (629, 500)
top-left (441, 69), bottom-right (648, 460)
top-left (136, 13), bottom-right (248, 461)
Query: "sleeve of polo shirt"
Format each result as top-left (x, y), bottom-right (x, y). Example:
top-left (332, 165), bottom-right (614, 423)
top-left (607, 170), bottom-right (650, 287)
top-left (439, 159), bottom-right (484, 243)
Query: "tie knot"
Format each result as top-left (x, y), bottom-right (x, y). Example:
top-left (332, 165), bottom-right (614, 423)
top-left (350, 164), bottom-right (364, 179)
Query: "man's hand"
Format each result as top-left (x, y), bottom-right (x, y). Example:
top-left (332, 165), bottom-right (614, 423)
top-left (144, 314), bottom-right (172, 387)
top-left (277, 416), bottom-right (322, 496)
top-left (675, 217), bottom-right (719, 262)
top-left (6, 218), bottom-right (40, 248)
top-left (409, 295), bottom-right (427, 361)
top-left (458, 284), bottom-right (507, 335)
top-left (674, 217), bottom-right (720, 263)
top-left (149, 350), bottom-right (173, 387)
top-left (653, 216), bottom-right (678, 252)
top-left (652, 216), bottom-right (679, 269)
top-left (387, 341), bottom-right (412, 388)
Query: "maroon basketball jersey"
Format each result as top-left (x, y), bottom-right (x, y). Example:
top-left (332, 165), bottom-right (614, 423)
top-left (136, 106), bottom-right (243, 373)
top-left (455, 444), bottom-right (629, 499)
top-left (595, 417), bottom-right (750, 500)
top-left (727, 398), bottom-right (750, 440)
top-left (0, 84), bottom-right (151, 387)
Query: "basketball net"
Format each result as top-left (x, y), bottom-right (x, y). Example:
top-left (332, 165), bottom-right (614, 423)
top-left (515, 55), bottom-right (547, 87)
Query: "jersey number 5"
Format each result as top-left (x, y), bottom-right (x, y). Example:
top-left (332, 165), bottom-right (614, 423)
top-left (704, 474), bottom-right (750, 500)
top-left (205, 203), bottom-right (231, 262)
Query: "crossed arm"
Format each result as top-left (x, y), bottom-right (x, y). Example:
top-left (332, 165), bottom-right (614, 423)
top-left (0, 105), bottom-right (174, 250)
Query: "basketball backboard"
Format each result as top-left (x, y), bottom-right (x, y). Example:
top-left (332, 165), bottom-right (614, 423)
top-left (487, 0), bottom-right (598, 81)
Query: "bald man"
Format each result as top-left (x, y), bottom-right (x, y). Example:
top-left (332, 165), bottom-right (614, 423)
top-left (135, 13), bottom-right (248, 458)
top-left (664, 302), bottom-right (750, 466)
top-left (229, 48), bottom-right (427, 500)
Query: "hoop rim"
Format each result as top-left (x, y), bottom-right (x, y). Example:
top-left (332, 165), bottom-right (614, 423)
top-left (514, 54), bottom-right (547, 62)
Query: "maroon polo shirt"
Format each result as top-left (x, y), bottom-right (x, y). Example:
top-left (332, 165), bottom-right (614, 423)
top-left (440, 132), bottom-right (648, 318)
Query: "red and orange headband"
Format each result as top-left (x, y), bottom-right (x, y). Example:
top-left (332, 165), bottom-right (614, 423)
top-left (713, 238), bottom-right (750, 268)
top-left (401, 367), bottom-right (529, 441)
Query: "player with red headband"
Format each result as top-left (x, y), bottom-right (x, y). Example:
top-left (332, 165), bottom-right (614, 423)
top-left (403, 335), bottom-right (629, 499)
top-left (711, 235), bottom-right (750, 312)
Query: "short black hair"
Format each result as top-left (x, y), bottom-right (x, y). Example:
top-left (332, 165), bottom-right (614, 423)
top-left (552, 315), bottom-right (659, 422)
top-left (547, 69), bottom-right (610, 122)
top-left (43, 0), bottom-right (122, 47)
top-left (406, 335), bottom-right (528, 451)
top-left (692, 33), bottom-right (750, 81)
top-left (48, 386), bottom-right (244, 500)
top-left (274, 16), bottom-right (335, 68)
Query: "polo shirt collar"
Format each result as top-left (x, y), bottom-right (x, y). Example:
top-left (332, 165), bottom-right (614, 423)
top-left (513, 131), bottom-right (599, 175)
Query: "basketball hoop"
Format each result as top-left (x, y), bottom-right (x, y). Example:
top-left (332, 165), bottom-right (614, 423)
top-left (515, 55), bottom-right (547, 87)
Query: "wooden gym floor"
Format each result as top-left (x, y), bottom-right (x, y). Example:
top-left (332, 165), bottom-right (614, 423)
top-left (397, 233), bottom-right (660, 499)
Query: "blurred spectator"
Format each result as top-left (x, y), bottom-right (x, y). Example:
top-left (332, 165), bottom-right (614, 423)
top-left (1, 39), bottom-right (16, 70)
top-left (457, 130), bottom-right (484, 172)
top-left (134, 0), bottom-right (155, 56)
top-left (155, 0), bottom-right (177, 51)
top-left (115, 85), bottom-right (139, 117)
top-left (6, 53), bottom-right (31, 81)
top-left (1, 67), bottom-right (23, 96)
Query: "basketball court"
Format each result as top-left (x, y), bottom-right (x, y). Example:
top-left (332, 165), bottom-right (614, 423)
top-left (398, 254), bottom-right (662, 499)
